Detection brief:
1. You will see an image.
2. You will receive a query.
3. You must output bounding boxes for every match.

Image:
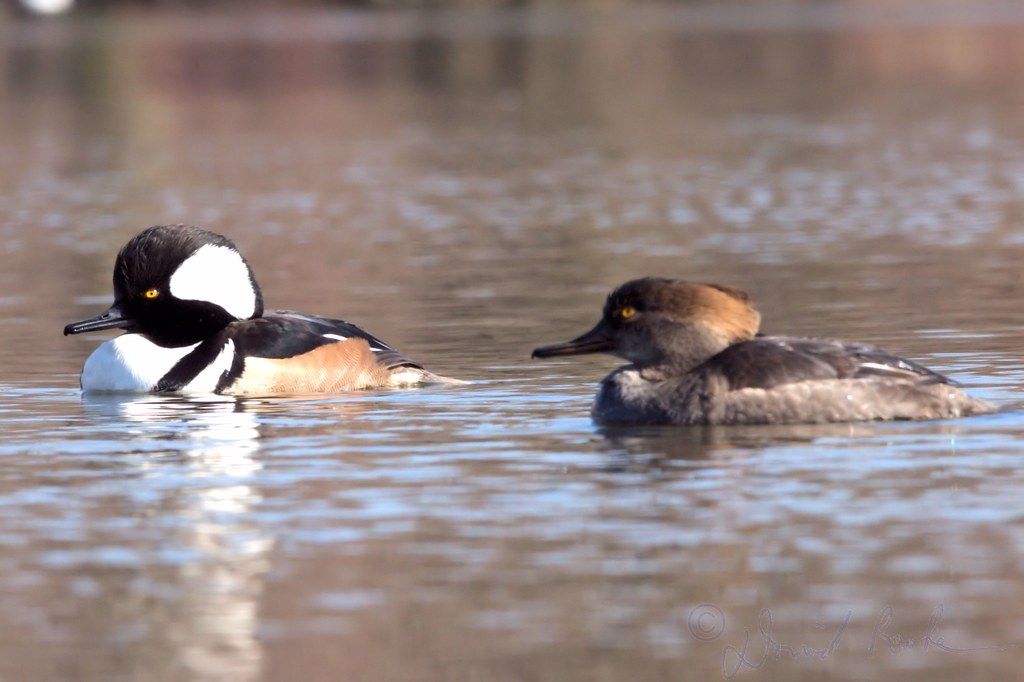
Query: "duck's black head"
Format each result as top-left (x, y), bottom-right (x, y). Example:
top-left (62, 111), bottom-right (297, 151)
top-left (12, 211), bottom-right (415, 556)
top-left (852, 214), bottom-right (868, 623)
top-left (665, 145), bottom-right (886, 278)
top-left (532, 277), bottom-right (761, 370)
top-left (64, 224), bottom-right (264, 347)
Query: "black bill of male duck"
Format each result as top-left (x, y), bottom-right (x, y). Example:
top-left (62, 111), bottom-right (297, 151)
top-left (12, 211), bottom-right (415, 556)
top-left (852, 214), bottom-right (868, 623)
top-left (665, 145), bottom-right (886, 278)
top-left (532, 277), bottom-right (994, 426)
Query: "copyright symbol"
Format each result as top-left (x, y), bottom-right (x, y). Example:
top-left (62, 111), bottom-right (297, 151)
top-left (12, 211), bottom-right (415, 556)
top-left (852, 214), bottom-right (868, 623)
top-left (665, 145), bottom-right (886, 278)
top-left (688, 603), bottom-right (725, 641)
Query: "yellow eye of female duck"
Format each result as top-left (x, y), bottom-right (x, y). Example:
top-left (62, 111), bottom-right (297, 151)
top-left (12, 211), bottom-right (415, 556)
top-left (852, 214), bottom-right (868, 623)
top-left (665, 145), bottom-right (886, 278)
top-left (620, 306), bottom-right (636, 320)
top-left (144, 288), bottom-right (160, 299)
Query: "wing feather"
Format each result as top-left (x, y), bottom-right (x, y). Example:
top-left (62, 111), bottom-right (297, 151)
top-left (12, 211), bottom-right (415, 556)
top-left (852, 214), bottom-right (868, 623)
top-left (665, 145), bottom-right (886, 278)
top-left (227, 311), bottom-right (421, 371)
top-left (702, 336), bottom-right (955, 391)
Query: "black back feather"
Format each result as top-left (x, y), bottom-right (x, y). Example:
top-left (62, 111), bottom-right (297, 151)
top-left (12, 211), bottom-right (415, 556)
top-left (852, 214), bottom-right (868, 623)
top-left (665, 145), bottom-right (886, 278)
top-left (229, 311), bottom-right (421, 371)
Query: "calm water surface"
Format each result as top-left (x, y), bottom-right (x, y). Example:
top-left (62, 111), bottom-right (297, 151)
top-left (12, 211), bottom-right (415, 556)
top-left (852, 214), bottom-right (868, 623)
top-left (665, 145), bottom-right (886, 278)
top-left (3, 4), bottom-right (1024, 680)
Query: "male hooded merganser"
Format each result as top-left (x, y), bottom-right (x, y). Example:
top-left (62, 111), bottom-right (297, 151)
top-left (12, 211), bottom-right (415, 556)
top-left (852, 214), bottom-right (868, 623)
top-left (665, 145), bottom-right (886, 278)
top-left (64, 224), bottom-right (456, 394)
top-left (532, 277), bottom-right (994, 425)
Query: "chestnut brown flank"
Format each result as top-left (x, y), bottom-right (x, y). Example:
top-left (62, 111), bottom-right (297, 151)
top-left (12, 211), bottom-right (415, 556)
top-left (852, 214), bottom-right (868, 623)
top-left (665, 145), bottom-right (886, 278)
top-left (227, 338), bottom-right (393, 395)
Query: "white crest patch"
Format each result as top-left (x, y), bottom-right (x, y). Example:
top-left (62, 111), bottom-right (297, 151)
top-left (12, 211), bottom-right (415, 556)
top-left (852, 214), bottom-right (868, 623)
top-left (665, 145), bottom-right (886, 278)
top-left (81, 335), bottom-right (199, 393)
top-left (169, 244), bottom-right (257, 320)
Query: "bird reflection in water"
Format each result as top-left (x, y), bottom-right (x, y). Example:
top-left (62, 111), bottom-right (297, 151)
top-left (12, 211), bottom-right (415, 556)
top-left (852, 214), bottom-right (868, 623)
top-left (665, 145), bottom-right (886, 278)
top-left (595, 420), bottom-right (975, 473)
top-left (82, 393), bottom-right (269, 680)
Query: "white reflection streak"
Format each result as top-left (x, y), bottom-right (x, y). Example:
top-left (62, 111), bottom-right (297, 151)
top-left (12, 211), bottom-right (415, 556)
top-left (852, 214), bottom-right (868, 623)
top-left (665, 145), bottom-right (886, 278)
top-left (118, 395), bottom-right (268, 682)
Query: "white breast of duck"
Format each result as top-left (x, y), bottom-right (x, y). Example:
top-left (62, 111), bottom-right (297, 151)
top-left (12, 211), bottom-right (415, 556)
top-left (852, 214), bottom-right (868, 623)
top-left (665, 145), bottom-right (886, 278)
top-left (81, 334), bottom-right (233, 393)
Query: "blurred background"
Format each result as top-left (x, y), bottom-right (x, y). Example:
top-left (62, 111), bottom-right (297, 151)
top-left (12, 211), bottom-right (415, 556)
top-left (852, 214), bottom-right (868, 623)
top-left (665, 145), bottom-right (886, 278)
top-left (3, 1), bottom-right (1024, 680)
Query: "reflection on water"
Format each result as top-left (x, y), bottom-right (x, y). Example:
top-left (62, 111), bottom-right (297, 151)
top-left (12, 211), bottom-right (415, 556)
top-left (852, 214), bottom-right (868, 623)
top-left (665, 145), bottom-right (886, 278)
top-left (88, 393), bottom-right (270, 679)
top-left (4, 393), bottom-right (270, 679)
top-left (3, 3), bottom-right (1024, 681)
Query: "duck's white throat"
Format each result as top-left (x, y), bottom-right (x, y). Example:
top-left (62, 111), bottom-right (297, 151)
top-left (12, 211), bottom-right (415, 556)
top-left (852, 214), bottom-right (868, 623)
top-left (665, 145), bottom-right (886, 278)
top-left (169, 244), bottom-right (257, 320)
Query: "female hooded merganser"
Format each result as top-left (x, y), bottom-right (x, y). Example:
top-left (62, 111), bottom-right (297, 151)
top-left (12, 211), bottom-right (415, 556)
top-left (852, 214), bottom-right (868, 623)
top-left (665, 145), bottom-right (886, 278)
top-left (532, 277), bottom-right (994, 425)
top-left (64, 224), bottom-right (456, 394)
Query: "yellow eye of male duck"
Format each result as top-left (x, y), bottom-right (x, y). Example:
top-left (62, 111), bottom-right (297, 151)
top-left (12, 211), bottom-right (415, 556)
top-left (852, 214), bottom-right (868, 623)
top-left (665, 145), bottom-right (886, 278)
top-left (144, 288), bottom-right (160, 299)
top-left (620, 306), bottom-right (636, 319)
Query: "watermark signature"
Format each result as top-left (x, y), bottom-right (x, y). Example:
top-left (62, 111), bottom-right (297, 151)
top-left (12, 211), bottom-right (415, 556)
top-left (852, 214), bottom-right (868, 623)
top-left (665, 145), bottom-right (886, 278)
top-left (686, 603), bottom-right (1018, 679)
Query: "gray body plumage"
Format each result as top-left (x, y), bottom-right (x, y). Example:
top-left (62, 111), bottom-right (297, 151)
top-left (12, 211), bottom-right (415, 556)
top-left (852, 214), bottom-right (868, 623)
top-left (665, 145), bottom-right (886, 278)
top-left (592, 335), bottom-right (993, 425)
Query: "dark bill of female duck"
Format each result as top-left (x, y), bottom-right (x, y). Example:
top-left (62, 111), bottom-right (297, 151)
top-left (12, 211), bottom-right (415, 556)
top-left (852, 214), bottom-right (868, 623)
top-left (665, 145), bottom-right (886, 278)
top-left (531, 322), bottom-right (615, 358)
